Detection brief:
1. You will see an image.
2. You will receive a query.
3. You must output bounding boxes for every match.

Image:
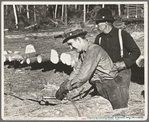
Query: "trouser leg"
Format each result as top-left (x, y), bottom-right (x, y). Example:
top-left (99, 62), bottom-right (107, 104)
top-left (118, 69), bottom-right (131, 88)
top-left (94, 76), bottom-right (129, 109)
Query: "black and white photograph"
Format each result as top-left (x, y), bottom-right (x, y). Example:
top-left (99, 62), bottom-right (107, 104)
top-left (1, 1), bottom-right (148, 120)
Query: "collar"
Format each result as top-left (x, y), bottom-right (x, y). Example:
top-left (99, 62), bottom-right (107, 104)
top-left (100, 26), bottom-right (116, 37)
top-left (108, 27), bottom-right (116, 36)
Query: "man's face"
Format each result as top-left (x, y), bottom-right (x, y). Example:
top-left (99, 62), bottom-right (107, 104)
top-left (97, 22), bottom-right (107, 33)
top-left (67, 37), bottom-right (82, 53)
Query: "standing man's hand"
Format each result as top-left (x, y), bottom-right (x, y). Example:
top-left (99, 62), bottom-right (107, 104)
top-left (114, 61), bottom-right (126, 71)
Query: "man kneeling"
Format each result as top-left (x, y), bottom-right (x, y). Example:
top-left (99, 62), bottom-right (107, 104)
top-left (55, 26), bottom-right (129, 110)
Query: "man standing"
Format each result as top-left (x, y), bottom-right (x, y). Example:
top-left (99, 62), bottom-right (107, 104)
top-left (94, 8), bottom-right (141, 93)
top-left (55, 26), bottom-right (132, 109)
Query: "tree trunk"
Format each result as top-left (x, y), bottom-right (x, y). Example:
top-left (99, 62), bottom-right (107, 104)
top-left (13, 4), bottom-right (18, 29)
top-left (34, 5), bottom-right (36, 22)
top-left (20, 5), bottom-right (22, 13)
top-left (136, 4), bottom-right (138, 18)
top-left (65, 5), bottom-right (67, 26)
top-left (118, 4), bottom-right (121, 16)
top-left (102, 4), bottom-right (105, 8)
top-left (16, 5), bottom-right (20, 13)
top-left (46, 4), bottom-right (49, 11)
top-left (84, 4), bottom-right (86, 23)
top-left (75, 4), bottom-right (77, 10)
top-left (61, 5), bottom-right (64, 21)
top-left (55, 5), bottom-right (58, 19)
top-left (26, 5), bottom-right (29, 20)
top-left (127, 5), bottom-right (129, 18)
top-left (87, 5), bottom-right (89, 13)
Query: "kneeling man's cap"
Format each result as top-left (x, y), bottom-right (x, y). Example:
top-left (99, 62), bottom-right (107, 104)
top-left (63, 26), bottom-right (87, 43)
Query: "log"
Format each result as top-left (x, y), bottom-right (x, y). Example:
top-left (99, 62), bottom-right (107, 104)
top-left (20, 52), bottom-right (37, 64)
top-left (25, 44), bottom-right (36, 54)
top-left (51, 49), bottom-right (59, 64)
top-left (3, 50), bottom-right (13, 62)
top-left (24, 23), bottom-right (38, 30)
top-left (26, 57), bottom-right (37, 64)
top-left (8, 53), bottom-right (23, 62)
top-left (60, 51), bottom-right (79, 67)
top-left (37, 49), bottom-right (59, 64)
top-left (37, 53), bottom-right (50, 63)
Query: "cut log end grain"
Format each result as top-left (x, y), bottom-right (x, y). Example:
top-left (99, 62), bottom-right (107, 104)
top-left (20, 60), bottom-right (24, 64)
top-left (26, 58), bottom-right (30, 64)
top-left (60, 53), bottom-right (67, 64)
top-left (50, 49), bottom-right (59, 64)
top-left (65, 54), bottom-right (71, 66)
top-left (26, 57), bottom-right (37, 64)
top-left (60, 53), bottom-right (72, 66)
top-left (25, 44), bottom-right (36, 54)
top-left (37, 55), bottom-right (42, 63)
top-left (60, 51), bottom-right (79, 67)
top-left (7, 54), bottom-right (23, 62)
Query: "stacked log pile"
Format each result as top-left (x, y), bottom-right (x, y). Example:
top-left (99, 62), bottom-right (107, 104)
top-left (3, 37), bottom-right (80, 68)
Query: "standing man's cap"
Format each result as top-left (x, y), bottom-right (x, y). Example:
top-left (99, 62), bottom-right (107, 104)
top-left (62, 25), bottom-right (87, 43)
top-left (94, 8), bottom-right (115, 24)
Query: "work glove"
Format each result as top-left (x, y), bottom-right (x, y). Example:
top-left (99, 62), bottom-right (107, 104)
top-left (55, 79), bottom-right (70, 100)
top-left (114, 61), bottom-right (126, 71)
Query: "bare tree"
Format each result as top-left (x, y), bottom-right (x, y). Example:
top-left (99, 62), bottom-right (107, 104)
top-left (65, 5), bottom-right (67, 26)
top-left (84, 4), bottom-right (86, 23)
top-left (34, 5), bottom-right (36, 22)
top-left (118, 4), bottom-right (121, 16)
top-left (13, 4), bottom-right (18, 29)
top-left (26, 5), bottom-right (29, 20)
top-left (61, 5), bottom-right (64, 21)
top-left (55, 5), bottom-right (58, 19)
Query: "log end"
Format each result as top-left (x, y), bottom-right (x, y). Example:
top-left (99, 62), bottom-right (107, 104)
top-left (25, 44), bottom-right (36, 54)
top-left (37, 55), bottom-right (42, 63)
top-left (65, 54), bottom-right (71, 66)
top-left (26, 58), bottom-right (30, 64)
top-left (51, 49), bottom-right (59, 64)
top-left (20, 60), bottom-right (24, 64)
top-left (8, 56), bottom-right (12, 62)
top-left (60, 53), bottom-right (66, 64)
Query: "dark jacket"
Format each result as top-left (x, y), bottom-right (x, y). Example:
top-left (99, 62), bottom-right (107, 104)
top-left (94, 27), bottom-right (141, 68)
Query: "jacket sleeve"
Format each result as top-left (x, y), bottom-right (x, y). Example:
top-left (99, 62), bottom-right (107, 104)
top-left (122, 30), bottom-right (141, 68)
top-left (70, 46), bottom-right (103, 89)
top-left (68, 58), bottom-right (82, 81)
